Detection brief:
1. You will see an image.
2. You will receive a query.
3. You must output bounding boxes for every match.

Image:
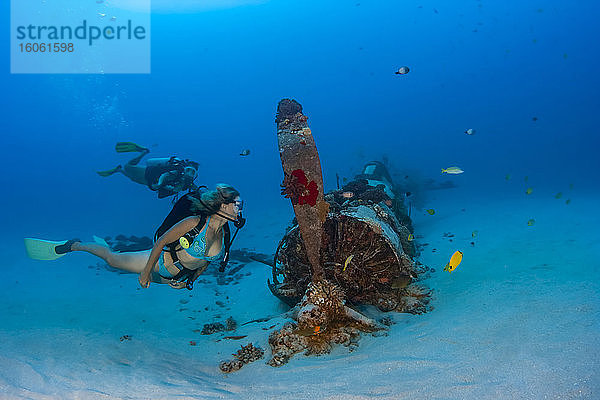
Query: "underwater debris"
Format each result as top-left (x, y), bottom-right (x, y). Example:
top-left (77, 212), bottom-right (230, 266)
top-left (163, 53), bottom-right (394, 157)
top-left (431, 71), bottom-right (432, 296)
top-left (241, 316), bottom-right (275, 326)
top-left (267, 280), bottom-right (380, 366)
top-left (267, 100), bottom-right (432, 368)
top-left (219, 343), bottom-right (265, 373)
top-left (223, 335), bottom-right (247, 340)
top-left (277, 98), bottom-right (329, 281)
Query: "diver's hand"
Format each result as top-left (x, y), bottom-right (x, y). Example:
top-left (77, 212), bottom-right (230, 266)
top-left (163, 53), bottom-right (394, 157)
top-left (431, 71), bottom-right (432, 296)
top-left (139, 273), bottom-right (151, 288)
top-left (168, 280), bottom-right (187, 290)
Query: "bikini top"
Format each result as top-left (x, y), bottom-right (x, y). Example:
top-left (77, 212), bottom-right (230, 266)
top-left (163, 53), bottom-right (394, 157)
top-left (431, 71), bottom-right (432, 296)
top-left (181, 216), bottom-right (225, 262)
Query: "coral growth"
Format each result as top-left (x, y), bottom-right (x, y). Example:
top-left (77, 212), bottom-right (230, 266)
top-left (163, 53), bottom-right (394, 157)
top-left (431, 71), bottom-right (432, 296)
top-left (281, 169), bottom-right (319, 206)
top-left (275, 99), bottom-right (303, 123)
top-left (219, 343), bottom-right (265, 373)
top-left (395, 284), bottom-right (433, 314)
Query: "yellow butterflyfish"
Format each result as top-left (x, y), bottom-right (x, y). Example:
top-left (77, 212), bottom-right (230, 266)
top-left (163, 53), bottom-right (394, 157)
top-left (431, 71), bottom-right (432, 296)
top-left (443, 250), bottom-right (463, 273)
top-left (526, 187), bottom-right (533, 195)
top-left (343, 254), bottom-right (354, 272)
top-left (441, 167), bottom-right (464, 174)
top-left (407, 234), bottom-right (414, 241)
top-left (426, 209), bottom-right (435, 215)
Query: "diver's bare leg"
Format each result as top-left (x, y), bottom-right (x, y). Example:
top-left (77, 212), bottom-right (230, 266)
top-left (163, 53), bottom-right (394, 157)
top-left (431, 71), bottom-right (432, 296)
top-left (127, 149), bottom-right (150, 166)
top-left (71, 242), bottom-right (150, 273)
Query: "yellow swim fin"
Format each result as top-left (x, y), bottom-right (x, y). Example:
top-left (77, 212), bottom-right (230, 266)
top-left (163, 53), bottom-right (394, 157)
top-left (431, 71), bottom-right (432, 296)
top-left (115, 142), bottom-right (149, 153)
top-left (24, 238), bottom-right (68, 261)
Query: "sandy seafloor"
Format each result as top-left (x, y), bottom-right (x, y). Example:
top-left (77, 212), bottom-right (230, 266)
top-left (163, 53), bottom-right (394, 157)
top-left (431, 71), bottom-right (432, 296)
top-left (1, 187), bottom-right (598, 400)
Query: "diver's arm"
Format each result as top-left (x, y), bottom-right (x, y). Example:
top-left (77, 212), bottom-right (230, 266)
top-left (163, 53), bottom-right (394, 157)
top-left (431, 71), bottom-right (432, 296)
top-left (138, 216), bottom-right (201, 288)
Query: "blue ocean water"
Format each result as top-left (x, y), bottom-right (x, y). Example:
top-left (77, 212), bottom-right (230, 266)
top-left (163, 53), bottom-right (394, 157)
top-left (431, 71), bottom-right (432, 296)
top-left (1, 0), bottom-right (599, 398)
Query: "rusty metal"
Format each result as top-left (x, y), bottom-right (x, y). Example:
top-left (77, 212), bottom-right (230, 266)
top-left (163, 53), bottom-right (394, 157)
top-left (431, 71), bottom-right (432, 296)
top-left (276, 99), bottom-right (329, 281)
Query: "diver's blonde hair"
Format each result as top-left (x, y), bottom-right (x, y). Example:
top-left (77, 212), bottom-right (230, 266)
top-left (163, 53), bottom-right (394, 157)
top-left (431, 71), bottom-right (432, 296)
top-left (191, 184), bottom-right (240, 215)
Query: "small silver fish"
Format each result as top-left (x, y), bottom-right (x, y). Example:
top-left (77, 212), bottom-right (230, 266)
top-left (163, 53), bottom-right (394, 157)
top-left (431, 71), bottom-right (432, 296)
top-left (441, 167), bottom-right (464, 174)
top-left (240, 149), bottom-right (250, 156)
top-left (465, 128), bottom-right (476, 135)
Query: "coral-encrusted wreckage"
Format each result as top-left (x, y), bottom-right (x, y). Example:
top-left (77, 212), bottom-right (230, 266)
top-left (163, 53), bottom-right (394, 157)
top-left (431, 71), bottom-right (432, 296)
top-left (218, 99), bottom-right (432, 372)
top-left (219, 343), bottom-right (265, 373)
top-left (258, 99), bottom-right (432, 367)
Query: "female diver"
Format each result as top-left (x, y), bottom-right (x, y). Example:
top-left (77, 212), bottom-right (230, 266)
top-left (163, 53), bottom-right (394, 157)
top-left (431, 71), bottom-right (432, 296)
top-left (24, 184), bottom-right (244, 290)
